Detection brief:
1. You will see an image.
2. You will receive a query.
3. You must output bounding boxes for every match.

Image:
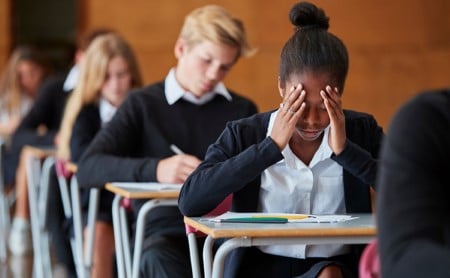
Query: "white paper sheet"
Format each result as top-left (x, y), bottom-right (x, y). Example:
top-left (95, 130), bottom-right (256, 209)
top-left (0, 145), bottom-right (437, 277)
top-left (110, 182), bottom-right (182, 191)
top-left (209, 212), bottom-right (358, 223)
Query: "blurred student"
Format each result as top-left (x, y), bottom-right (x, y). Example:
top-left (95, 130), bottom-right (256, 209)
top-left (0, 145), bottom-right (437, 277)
top-left (377, 89), bottom-right (450, 278)
top-left (57, 32), bottom-right (143, 278)
top-left (77, 5), bottom-right (258, 277)
top-left (179, 2), bottom-right (384, 278)
top-left (0, 46), bottom-right (51, 222)
top-left (7, 29), bottom-right (111, 260)
top-left (0, 45), bottom-right (51, 141)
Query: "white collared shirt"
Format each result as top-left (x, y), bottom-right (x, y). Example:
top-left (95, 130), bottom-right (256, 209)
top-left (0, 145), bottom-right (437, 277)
top-left (164, 68), bottom-right (232, 105)
top-left (99, 98), bottom-right (118, 126)
top-left (63, 65), bottom-right (79, 92)
top-left (258, 109), bottom-right (348, 259)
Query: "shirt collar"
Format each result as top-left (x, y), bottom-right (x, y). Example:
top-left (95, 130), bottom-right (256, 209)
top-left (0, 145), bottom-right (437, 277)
top-left (63, 65), bottom-right (79, 92)
top-left (164, 68), bottom-right (232, 105)
top-left (99, 98), bottom-right (118, 125)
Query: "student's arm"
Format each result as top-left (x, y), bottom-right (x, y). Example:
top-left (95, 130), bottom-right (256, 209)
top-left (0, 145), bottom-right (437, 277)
top-left (76, 93), bottom-right (161, 188)
top-left (331, 112), bottom-right (384, 187)
top-left (12, 76), bottom-right (66, 148)
top-left (69, 105), bottom-right (101, 163)
top-left (179, 115), bottom-right (283, 216)
top-left (377, 92), bottom-right (450, 278)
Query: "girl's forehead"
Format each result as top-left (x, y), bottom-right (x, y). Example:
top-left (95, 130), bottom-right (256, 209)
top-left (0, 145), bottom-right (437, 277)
top-left (286, 71), bottom-right (333, 87)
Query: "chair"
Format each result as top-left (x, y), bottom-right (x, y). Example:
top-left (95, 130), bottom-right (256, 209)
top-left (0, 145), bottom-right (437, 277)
top-left (25, 148), bottom-right (55, 278)
top-left (0, 139), bottom-right (14, 263)
top-left (185, 194), bottom-right (233, 278)
top-left (359, 239), bottom-right (380, 278)
top-left (54, 159), bottom-right (100, 278)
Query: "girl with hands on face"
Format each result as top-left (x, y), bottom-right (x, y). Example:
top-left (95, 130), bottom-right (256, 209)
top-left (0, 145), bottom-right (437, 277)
top-left (180, 2), bottom-right (384, 278)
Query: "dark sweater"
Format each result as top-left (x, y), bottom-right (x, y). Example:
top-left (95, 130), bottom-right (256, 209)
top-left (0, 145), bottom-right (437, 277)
top-left (77, 81), bottom-right (258, 236)
top-left (377, 90), bottom-right (450, 278)
top-left (70, 104), bottom-right (115, 222)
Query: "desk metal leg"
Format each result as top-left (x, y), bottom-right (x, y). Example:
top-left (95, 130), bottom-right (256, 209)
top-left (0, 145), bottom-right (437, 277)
top-left (70, 176), bottom-right (88, 278)
top-left (112, 195), bottom-right (126, 278)
top-left (85, 188), bottom-right (100, 270)
top-left (131, 199), bottom-right (178, 278)
top-left (212, 237), bottom-right (251, 278)
top-left (26, 156), bottom-right (53, 278)
top-left (203, 236), bottom-right (215, 278)
top-left (120, 202), bottom-right (132, 277)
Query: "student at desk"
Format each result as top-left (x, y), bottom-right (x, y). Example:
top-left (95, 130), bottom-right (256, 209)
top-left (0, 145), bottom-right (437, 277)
top-left (179, 2), bottom-right (384, 278)
top-left (7, 29), bottom-right (111, 260)
top-left (76, 5), bottom-right (258, 278)
top-left (57, 32), bottom-right (143, 278)
top-left (377, 89), bottom-right (450, 278)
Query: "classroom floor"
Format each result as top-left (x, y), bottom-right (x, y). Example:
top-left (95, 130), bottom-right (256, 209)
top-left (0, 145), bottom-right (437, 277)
top-left (0, 241), bottom-right (68, 278)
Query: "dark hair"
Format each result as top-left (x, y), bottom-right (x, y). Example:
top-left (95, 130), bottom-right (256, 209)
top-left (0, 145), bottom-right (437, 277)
top-left (279, 2), bottom-right (349, 92)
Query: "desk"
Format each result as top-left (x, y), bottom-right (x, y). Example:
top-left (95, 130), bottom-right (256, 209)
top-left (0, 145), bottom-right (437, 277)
top-left (184, 213), bottom-right (376, 278)
top-left (106, 182), bottom-right (180, 278)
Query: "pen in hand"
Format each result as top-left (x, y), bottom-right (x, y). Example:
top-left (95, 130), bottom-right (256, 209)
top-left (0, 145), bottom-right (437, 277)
top-left (170, 144), bottom-right (184, 155)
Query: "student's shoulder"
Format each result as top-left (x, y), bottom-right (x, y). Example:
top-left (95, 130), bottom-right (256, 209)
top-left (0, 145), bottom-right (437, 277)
top-left (392, 89), bottom-right (450, 131)
top-left (228, 89), bottom-right (256, 104)
top-left (229, 111), bottom-right (272, 129)
top-left (38, 73), bottom-right (66, 93)
top-left (79, 103), bottom-right (99, 116)
top-left (343, 109), bottom-right (382, 134)
top-left (126, 81), bottom-right (165, 102)
top-left (223, 111), bottom-right (273, 140)
top-left (403, 89), bottom-right (450, 114)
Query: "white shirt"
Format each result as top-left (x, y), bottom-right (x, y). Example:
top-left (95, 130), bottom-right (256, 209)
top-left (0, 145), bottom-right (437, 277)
top-left (99, 98), bottom-right (117, 126)
top-left (258, 109), bottom-right (349, 259)
top-left (164, 68), bottom-right (232, 105)
top-left (0, 93), bottom-right (33, 142)
top-left (63, 65), bottom-right (79, 92)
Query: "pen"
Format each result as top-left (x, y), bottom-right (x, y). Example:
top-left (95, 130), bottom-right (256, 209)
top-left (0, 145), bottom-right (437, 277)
top-left (252, 214), bottom-right (316, 220)
top-left (170, 144), bottom-right (184, 155)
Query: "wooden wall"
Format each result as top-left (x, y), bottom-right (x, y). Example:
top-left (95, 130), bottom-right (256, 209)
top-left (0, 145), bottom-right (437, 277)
top-left (0, 0), bottom-right (10, 67)
top-left (2, 0), bottom-right (449, 129)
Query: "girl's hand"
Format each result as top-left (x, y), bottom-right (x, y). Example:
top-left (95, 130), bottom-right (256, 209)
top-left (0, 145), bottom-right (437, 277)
top-left (270, 84), bottom-right (306, 150)
top-left (321, 85), bottom-right (346, 155)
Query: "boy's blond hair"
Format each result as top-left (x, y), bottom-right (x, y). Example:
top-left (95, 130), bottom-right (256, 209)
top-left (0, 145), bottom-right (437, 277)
top-left (179, 5), bottom-right (256, 59)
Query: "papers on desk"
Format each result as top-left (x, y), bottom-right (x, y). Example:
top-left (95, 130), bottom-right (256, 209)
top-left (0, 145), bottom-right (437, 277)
top-left (205, 212), bottom-right (358, 224)
top-left (110, 182), bottom-right (182, 191)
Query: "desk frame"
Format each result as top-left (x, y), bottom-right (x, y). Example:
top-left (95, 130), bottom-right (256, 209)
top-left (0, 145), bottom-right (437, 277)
top-left (106, 183), bottom-right (179, 278)
top-left (185, 214), bottom-right (376, 278)
top-left (25, 146), bottom-right (55, 278)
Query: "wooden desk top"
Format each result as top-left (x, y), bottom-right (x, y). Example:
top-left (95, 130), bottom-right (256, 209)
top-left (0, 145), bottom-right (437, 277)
top-left (105, 182), bottom-right (181, 199)
top-left (184, 214), bottom-right (376, 239)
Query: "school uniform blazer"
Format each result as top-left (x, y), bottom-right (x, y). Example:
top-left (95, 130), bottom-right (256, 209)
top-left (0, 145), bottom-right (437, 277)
top-left (70, 104), bottom-right (101, 162)
top-left (179, 109), bottom-right (384, 277)
top-left (70, 104), bottom-right (115, 222)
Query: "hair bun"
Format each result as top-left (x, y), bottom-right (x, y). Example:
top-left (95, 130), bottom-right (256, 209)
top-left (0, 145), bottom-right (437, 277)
top-left (289, 1), bottom-right (329, 31)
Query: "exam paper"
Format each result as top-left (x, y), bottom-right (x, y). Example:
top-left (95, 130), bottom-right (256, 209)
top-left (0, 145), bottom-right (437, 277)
top-left (211, 212), bottom-right (358, 223)
top-left (111, 182), bottom-right (182, 191)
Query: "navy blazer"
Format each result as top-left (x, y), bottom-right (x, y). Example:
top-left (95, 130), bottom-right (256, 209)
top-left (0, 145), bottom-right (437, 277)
top-left (179, 109), bottom-right (384, 277)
